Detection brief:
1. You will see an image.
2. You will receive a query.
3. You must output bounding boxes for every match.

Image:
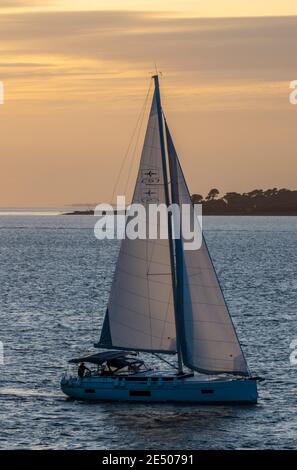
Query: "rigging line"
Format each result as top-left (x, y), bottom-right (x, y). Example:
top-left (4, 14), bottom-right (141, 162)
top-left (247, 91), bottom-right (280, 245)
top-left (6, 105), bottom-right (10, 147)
top-left (152, 353), bottom-right (179, 371)
top-left (110, 78), bottom-right (152, 206)
top-left (122, 80), bottom-right (152, 201)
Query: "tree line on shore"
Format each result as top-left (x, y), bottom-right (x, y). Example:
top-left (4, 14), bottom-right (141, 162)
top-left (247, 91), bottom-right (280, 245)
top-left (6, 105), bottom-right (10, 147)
top-left (192, 188), bottom-right (297, 215)
top-left (65, 187), bottom-right (297, 215)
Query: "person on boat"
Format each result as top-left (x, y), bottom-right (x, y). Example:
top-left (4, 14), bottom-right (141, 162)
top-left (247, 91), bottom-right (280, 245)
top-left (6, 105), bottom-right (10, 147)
top-left (77, 362), bottom-right (90, 378)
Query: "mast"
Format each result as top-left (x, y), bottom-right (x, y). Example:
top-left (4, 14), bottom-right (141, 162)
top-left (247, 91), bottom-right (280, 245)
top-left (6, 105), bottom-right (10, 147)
top-left (152, 74), bottom-right (184, 373)
top-left (164, 119), bottom-right (187, 372)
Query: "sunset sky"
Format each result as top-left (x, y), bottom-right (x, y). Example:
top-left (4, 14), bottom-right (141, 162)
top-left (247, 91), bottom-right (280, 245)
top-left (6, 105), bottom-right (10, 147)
top-left (0, 1), bottom-right (296, 207)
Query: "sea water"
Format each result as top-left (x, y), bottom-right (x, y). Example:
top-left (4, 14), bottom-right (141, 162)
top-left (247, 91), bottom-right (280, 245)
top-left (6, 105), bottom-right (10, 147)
top-left (0, 215), bottom-right (297, 449)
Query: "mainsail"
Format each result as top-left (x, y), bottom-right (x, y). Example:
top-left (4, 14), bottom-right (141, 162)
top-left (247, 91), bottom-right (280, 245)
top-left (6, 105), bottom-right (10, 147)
top-left (96, 90), bottom-right (177, 353)
top-left (165, 122), bottom-right (249, 376)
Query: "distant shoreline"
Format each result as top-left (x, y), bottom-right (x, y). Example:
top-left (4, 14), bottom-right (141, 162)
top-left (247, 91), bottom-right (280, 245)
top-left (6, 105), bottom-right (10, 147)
top-left (62, 210), bottom-right (297, 216)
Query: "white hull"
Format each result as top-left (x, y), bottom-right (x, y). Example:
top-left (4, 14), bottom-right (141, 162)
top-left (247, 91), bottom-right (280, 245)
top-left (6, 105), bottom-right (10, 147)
top-left (61, 373), bottom-right (258, 404)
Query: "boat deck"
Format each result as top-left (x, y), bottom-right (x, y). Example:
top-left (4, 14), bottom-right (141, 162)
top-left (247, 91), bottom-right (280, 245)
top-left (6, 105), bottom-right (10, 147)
top-left (65, 369), bottom-right (244, 383)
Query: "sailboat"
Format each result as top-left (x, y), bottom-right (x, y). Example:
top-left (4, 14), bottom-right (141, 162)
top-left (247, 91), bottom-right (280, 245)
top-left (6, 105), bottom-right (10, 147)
top-left (61, 75), bottom-right (258, 403)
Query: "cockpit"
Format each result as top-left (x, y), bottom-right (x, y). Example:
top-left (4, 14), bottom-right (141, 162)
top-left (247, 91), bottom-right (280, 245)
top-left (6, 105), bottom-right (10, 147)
top-left (68, 351), bottom-right (150, 377)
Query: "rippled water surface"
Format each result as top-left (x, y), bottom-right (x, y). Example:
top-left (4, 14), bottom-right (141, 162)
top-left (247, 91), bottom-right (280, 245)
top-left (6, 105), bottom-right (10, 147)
top-left (1, 215), bottom-right (297, 449)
